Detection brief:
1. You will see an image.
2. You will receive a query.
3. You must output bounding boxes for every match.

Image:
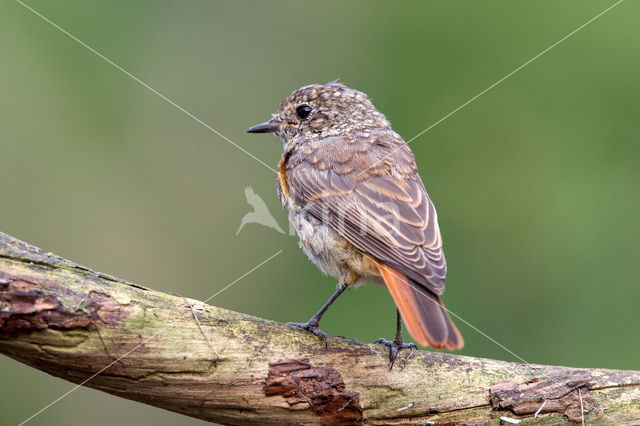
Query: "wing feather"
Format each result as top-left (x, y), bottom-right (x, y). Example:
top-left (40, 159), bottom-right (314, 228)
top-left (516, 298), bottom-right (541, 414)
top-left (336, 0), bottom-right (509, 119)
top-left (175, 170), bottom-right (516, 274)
top-left (287, 131), bottom-right (446, 294)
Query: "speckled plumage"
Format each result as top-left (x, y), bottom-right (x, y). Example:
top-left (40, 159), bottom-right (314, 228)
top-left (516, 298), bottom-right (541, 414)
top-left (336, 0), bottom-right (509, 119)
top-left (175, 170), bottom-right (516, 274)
top-left (248, 82), bottom-right (463, 352)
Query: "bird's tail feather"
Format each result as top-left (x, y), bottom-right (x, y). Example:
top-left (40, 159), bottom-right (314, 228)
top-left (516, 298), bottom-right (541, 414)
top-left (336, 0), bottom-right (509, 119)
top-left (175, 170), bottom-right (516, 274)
top-left (377, 263), bottom-right (463, 350)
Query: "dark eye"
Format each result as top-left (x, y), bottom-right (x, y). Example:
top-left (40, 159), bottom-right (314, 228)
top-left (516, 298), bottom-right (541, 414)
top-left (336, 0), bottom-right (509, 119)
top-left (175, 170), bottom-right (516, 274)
top-left (296, 105), bottom-right (312, 119)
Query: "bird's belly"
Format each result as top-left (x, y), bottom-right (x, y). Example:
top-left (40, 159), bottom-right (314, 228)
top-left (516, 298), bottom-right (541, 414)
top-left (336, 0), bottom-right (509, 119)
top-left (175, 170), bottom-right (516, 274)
top-left (283, 198), bottom-right (382, 286)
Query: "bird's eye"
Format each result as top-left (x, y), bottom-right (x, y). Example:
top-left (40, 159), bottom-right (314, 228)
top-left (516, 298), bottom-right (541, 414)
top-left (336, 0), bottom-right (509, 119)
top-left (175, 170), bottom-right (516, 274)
top-left (296, 105), bottom-right (312, 119)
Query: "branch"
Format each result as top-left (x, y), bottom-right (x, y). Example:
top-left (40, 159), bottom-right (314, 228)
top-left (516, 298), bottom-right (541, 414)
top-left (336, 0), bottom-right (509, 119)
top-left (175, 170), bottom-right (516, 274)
top-left (0, 232), bottom-right (638, 425)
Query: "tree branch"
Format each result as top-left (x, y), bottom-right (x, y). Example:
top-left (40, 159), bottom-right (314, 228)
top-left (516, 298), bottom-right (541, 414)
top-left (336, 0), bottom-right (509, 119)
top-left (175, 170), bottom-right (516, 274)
top-left (1, 232), bottom-right (639, 425)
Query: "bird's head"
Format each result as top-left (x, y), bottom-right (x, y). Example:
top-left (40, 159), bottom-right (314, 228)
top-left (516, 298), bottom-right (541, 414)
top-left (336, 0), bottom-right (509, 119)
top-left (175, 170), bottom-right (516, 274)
top-left (247, 82), bottom-right (391, 147)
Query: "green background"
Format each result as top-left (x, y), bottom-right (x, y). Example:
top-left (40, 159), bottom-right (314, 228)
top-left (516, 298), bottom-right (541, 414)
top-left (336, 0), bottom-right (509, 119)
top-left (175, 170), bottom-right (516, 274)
top-left (1, 1), bottom-right (638, 425)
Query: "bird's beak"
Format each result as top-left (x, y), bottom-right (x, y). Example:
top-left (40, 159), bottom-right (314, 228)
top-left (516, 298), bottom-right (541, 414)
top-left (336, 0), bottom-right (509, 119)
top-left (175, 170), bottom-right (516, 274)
top-left (246, 119), bottom-right (281, 134)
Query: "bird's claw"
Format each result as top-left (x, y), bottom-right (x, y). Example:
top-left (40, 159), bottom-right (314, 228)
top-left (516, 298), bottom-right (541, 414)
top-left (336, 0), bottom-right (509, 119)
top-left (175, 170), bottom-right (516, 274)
top-left (287, 321), bottom-right (329, 347)
top-left (374, 338), bottom-right (416, 369)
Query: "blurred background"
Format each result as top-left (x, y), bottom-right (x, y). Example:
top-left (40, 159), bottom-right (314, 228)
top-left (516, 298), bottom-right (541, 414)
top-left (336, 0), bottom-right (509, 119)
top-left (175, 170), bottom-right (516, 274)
top-left (1, 0), bottom-right (638, 424)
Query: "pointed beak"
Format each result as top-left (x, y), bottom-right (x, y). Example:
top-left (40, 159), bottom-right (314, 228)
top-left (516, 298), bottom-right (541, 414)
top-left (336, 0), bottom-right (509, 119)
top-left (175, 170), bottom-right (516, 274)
top-left (246, 119), bottom-right (281, 134)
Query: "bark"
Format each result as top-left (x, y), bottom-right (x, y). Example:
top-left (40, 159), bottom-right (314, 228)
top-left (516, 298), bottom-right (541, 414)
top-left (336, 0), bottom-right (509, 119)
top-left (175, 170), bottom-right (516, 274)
top-left (0, 231), bottom-right (639, 425)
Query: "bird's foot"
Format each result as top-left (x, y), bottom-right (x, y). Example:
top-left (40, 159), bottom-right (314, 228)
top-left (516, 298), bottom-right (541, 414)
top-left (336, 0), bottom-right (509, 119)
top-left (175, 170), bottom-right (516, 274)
top-left (374, 338), bottom-right (416, 369)
top-left (287, 321), bottom-right (329, 347)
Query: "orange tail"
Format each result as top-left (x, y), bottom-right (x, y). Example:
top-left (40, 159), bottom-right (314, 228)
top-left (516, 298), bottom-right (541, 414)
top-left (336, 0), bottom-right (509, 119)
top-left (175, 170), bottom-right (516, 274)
top-left (378, 263), bottom-right (463, 350)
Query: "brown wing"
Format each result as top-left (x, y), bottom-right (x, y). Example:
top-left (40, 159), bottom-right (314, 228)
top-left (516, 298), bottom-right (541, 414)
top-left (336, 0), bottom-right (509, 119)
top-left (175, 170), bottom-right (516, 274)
top-left (286, 130), bottom-right (446, 295)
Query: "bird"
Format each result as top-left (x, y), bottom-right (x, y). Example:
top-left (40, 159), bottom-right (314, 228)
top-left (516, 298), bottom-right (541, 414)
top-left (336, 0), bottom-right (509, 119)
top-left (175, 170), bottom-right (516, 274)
top-left (236, 186), bottom-right (286, 235)
top-left (247, 82), bottom-right (463, 364)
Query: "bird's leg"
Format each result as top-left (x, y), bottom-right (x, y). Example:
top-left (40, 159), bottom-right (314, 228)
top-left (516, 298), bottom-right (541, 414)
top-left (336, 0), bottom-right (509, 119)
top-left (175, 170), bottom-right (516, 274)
top-left (375, 309), bottom-right (417, 368)
top-left (287, 283), bottom-right (347, 347)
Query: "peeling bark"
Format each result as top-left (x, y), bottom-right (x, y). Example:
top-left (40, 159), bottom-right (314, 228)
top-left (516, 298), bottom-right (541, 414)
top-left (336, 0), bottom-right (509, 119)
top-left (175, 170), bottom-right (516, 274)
top-left (0, 274), bottom-right (128, 332)
top-left (490, 372), bottom-right (599, 423)
top-left (1, 231), bottom-right (639, 425)
top-left (264, 358), bottom-right (364, 424)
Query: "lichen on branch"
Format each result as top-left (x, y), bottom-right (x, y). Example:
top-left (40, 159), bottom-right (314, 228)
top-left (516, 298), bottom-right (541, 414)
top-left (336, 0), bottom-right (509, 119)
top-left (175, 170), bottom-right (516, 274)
top-left (1, 232), bottom-right (639, 425)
